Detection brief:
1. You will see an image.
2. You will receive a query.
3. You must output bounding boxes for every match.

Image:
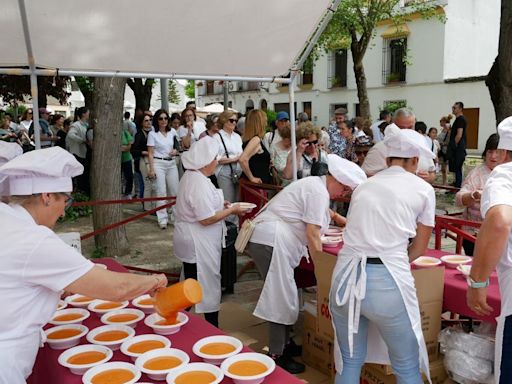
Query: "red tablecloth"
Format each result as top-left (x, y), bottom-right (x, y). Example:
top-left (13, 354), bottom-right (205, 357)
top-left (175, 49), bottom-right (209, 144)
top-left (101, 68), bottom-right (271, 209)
top-left (28, 258), bottom-right (302, 384)
top-left (299, 245), bottom-right (501, 324)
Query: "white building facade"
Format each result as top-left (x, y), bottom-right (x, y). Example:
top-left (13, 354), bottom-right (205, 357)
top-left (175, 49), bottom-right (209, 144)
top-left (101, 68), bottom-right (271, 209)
top-left (198, 0), bottom-right (499, 153)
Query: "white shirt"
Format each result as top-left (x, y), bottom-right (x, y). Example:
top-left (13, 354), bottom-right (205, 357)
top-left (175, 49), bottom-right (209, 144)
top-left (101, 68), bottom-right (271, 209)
top-left (251, 176), bottom-right (331, 247)
top-left (262, 130), bottom-right (282, 153)
top-left (147, 129), bottom-right (177, 158)
top-left (66, 121), bottom-right (88, 158)
top-left (370, 120), bottom-right (385, 143)
top-left (343, 166), bottom-right (435, 256)
top-left (177, 121), bottom-right (207, 145)
top-left (175, 170), bottom-right (220, 223)
top-left (215, 130), bottom-right (243, 158)
top-left (0, 204), bottom-right (93, 381)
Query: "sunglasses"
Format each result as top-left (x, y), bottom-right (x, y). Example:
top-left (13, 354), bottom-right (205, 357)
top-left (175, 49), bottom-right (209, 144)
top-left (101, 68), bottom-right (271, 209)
top-left (158, 116), bottom-right (169, 121)
top-left (228, 118), bottom-right (238, 124)
top-left (306, 140), bottom-right (319, 146)
top-left (143, 119), bottom-right (151, 122)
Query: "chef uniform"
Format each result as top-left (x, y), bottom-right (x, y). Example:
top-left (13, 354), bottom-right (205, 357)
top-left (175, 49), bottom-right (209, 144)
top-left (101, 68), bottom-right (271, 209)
top-left (0, 147), bottom-right (94, 383)
top-left (247, 156), bottom-right (366, 360)
top-left (173, 136), bottom-right (225, 320)
top-left (330, 129), bottom-right (436, 384)
top-left (478, 117), bottom-right (512, 383)
top-left (0, 141), bottom-right (23, 197)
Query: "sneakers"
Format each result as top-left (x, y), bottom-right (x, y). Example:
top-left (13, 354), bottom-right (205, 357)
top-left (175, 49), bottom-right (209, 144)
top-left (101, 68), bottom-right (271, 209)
top-left (270, 354), bottom-right (305, 374)
top-left (283, 339), bottom-right (303, 357)
top-left (159, 223), bottom-right (167, 230)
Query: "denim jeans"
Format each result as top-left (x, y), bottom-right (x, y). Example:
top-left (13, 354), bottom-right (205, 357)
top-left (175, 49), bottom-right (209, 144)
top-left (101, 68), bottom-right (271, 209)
top-left (330, 263), bottom-right (423, 384)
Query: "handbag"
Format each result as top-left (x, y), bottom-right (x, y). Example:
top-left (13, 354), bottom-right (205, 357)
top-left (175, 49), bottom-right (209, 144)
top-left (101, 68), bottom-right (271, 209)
top-left (234, 201), bottom-right (270, 253)
top-left (218, 132), bottom-right (239, 184)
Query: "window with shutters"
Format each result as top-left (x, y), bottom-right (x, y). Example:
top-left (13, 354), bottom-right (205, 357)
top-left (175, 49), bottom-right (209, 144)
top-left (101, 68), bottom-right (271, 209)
top-left (382, 37), bottom-right (407, 84)
top-left (327, 49), bottom-right (347, 88)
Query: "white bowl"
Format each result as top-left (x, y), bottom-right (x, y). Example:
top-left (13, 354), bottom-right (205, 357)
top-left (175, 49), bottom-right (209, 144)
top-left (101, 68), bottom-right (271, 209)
top-left (321, 236), bottom-right (342, 248)
top-left (44, 324), bottom-right (88, 350)
top-left (86, 324), bottom-right (135, 350)
top-left (121, 334), bottom-right (172, 361)
top-left (457, 264), bottom-right (472, 277)
top-left (144, 312), bottom-right (189, 335)
top-left (166, 362), bottom-right (224, 384)
top-left (193, 335), bottom-right (243, 365)
top-left (441, 254), bottom-right (472, 269)
top-left (58, 344), bottom-right (113, 375)
top-left (132, 294), bottom-right (155, 314)
top-left (50, 308), bottom-right (90, 325)
top-left (57, 299), bottom-right (67, 311)
top-left (95, 263), bottom-right (108, 269)
top-left (65, 294), bottom-right (96, 308)
top-left (221, 352), bottom-right (275, 384)
top-left (88, 299), bottom-right (129, 315)
top-left (101, 308), bottom-right (145, 328)
top-left (412, 256), bottom-right (442, 269)
top-left (82, 361), bottom-right (141, 384)
top-left (325, 226), bottom-right (343, 237)
top-left (135, 348), bottom-right (190, 381)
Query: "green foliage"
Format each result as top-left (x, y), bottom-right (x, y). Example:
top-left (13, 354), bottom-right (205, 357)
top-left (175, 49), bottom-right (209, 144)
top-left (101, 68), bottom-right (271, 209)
top-left (265, 109), bottom-right (277, 129)
top-left (0, 75), bottom-right (70, 105)
top-left (5, 104), bottom-right (27, 120)
top-left (184, 80), bottom-right (196, 99)
top-left (59, 191), bottom-right (92, 223)
top-left (168, 80), bottom-right (181, 104)
top-left (91, 246), bottom-right (106, 259)
top-left (75, 76), bottom-right (94, 93)
top-left (382, 100), bottom-right (407, 114)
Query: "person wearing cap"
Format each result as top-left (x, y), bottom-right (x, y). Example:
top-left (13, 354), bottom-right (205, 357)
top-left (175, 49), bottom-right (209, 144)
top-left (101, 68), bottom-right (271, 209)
top-left (173, 136), bottom-right (250, 327)
top-left (467, 117), bottom-right (512, 383)
top-left (29, 108), bottom-right (57, 148)
top-left (329, 129), bottom-right (436, 383)
top-left (262, 111), bottom-right (289, 153)
top-left (328, 107), bottom-right (348, 157)
top-left (245, 156), bottom-right (366, 373)
top-left (354, 135), bottom-right (374, 166)
top-left (0, 147), bottom-right (168, 383)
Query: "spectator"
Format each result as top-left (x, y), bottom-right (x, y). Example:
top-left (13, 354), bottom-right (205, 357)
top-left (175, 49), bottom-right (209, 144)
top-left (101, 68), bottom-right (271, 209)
top-left (185, 100), bottom-right (206, 124)
top-left (121, 122), bottom-right (134, 200)
top-left (177, 107), bottom-right (206, 150)
top-left (298, 112), bottom-right (309, 123)
top-left (354, 135), bottom-right (373, 166)
top-left (414, 121), bottom-right (432, 150)
top-left (236, 115), bottom-right (246, 136)
top-left (199, 114), bottom-right (220, 139)
top-left (270, 123), bottom-right (292, 186)
top-left (437, 115), bottom-right (453, 185)
top-left (353, 116), bottom-right (372, 140)
top-left (29, 108), bottom-right (55, 148)
top-left (55, 119), bottom-right (71, 150)
top-left (340, 121), bottom-right (358, 162)
top-left (0, 116), bottom-right (18, 143)
top-left (370, 110), bottom-right (391, 143)
top-left (320, 126), bottom-right (330, 150)
top-left (5, 112), bottom-right (18, 133)
top-left (132, 112), bottom-right (154, 211)
top-left (19, 109), bottom-right (32, 132)
top-left (328, 107), bottom-right (348, 157)
top-left (49, 114), bottom-right (66, 148)
top-left (428, 127), bottom-right (441, 172)
top-left (263, 111), bottom-right (289, 152)
top-left (66, 107), bottom-right (90, 194)
top-left (448, 102), bottom-right (467, 188)
top-left (123, 111), bottom-right (137, 136)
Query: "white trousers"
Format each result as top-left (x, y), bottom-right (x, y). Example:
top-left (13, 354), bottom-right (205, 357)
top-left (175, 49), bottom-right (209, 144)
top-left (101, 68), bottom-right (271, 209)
top-left (139, 157), bottom-right (155, 211)
top-left (154, 158), bottom-right (179, 225)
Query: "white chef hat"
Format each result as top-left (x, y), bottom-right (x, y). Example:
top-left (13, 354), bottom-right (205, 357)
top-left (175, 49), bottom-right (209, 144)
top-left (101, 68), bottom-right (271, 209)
top-left (498, 116), bottom-right (512, 151)
top-left (0, 142), bottom-right (23, 166)
top-left (327, 154), bottom-right (367, 189)
top-left (384, 123), bottom-right (400, 137)
top-left (384, 129), bottom-right (436, 159)
top-left (181, 136), bottom-right (220, 170)
top-left (0, 147), bottom-right (83, 195)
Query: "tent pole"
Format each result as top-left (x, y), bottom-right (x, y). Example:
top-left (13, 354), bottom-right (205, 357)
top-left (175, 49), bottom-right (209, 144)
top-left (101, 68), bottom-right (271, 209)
top-left (29, 72), bottom-right (41, 149)
top-left (289, 71), bottom-right (298, 181)
top-left (223, 82), bottom-right (229, 111)
top-left (160, 78), bottom-right (169, 111)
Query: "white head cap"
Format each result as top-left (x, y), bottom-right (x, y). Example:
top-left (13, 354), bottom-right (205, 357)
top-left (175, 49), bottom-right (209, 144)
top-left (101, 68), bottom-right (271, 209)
top-left (327, 154), bottom-right (367, 189)
top-left (0, 147), bottom-right (83, 195)
top-left (498, 116), bottom-right (512, 151)
top-left (0, 142), bottom-right (23, 166)
top-left (384, 123), bottom-right (400, 137)
top-left (181, 136), bottom-right (220, 170)
top-left (384, 129), bottom-right (436, 159)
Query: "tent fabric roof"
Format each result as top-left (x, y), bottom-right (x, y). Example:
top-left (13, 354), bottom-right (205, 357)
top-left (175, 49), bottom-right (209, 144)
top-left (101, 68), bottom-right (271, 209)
top-left (1, 0), bottom-right (332, 79)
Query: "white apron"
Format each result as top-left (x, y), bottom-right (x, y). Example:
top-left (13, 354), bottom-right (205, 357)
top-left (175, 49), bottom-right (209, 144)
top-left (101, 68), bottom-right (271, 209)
top-left (174, 189), bottom-right (225, 314)
top-left (253, 215), bottom-right (308, 325)
top-left (330, 246), bottom-right (431, 383)
top-left (494, 267), bottom-right (512, 383)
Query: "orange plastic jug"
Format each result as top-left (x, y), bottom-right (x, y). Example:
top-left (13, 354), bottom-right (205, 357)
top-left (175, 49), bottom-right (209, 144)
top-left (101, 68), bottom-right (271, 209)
top-left (154, 279), bottom-right (203, 323)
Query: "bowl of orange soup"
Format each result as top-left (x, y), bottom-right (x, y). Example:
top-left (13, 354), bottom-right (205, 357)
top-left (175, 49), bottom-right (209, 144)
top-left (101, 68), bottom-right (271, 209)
top-left (57, 344), bottom-right (113, 375)
top-left (86, 324), bottom-right (135, 351)
top-left (221, 353), bottom-right (275, 384)
top-left (44, 324), bottom-right (88, 350)
top-left (440, 255), bottom-right (472, 269)
top-left (101, 309), bottom-right (145, 328)
top-left (82, 361), bottom-right (141, 384)
top-left (50, 308), bottom-right (90, 326)
top-left (412, 256), bottom-right (442, 269)
top-left (166, 362), bottom-right (224, 384)
top-left (144, 312), bottom-right (189, 335)
top-left (132, 294), bottom-right (155, 314)
top-left (121, 334), bottom-right (172, 361)
top-left (135, 348), bottom-right (190, 381)
top-left (88, 300), bottom-right (129, 315)
top-left (65, 294), bottom-right (96, 308)
top-left (193, 335), bottom-right (243, 365)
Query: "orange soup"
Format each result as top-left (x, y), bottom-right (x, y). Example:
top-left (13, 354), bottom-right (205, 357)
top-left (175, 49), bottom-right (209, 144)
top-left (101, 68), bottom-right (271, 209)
top-left (91, 368), bottom-right (134, 384)
top-left (67, 351), bottom-right (106, 365)
top-left (143, 356), bottom-right (182, 370)
top-left (73, 296), bottom-right (93, 303)
top-left (155, 318), bottom-right (178, 326)
top-left (47, 328), bottom-right (82, 340)
top-left (107, 314), bottom-right (139, 323)
top-left (53, 313), bottom-right (84, 322)
top-left (228, 360), bottom-right (268, 376)
top-left (95, 302), bottom-right (123, 310)
top-left (200, 342), bottom-right (236, 355)
top-left (127, 340), bottom-right (166, 354)
top-left (94, 330), bottom-right (129, 342)
top-left (138, 298), bottom-right (154, 306)
top-left (175, 371), bottom-right (216, 384)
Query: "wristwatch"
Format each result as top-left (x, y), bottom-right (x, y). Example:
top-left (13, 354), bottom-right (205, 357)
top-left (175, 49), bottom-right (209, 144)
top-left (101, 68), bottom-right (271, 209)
top-left (467, 276), bottom-right (489, 288)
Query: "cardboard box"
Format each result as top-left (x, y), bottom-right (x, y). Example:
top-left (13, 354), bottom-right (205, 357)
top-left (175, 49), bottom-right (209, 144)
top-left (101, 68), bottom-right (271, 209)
top-left (360, 358), bottom-right (447, 384)
top-left (312, 251), bottom-right (444, 361)
top-left (302, 301), bottom-right (336, 377)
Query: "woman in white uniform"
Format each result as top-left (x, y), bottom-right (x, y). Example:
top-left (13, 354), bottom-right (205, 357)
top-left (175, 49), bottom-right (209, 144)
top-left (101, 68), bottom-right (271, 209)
top-left (0, 147), bottom-right (167, 384)
top-left (329, 129), bottom-right (436, 384)
top-left (246, 155), bottom-right (366, 373)
top-left (173, 136), bottom-right (249, 327)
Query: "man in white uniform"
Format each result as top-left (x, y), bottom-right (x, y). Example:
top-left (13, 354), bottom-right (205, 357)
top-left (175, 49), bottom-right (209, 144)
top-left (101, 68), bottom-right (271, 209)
top-left (467, 116), bottom-right (512, 383)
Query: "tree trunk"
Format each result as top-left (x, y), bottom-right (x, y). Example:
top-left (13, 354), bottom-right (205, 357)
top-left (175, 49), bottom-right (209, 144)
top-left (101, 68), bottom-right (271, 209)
top-left (91, 76), bottom-right (129, 257)
top-left (352, 54), bottom-right (371, 119)
top-left (485, 0), bottom-right (512, 125)
top-left (127, 78), bottom-right (154, 111)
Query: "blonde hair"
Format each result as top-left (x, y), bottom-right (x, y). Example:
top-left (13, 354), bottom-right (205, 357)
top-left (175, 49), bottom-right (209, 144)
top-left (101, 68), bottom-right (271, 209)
top-left (296, 121), bottom-right (321, 143)
top-left (440, 114), bottom-right (453, 124)
top-left (217, 110), bottom-right (237, 130)
top-left (242, 109), bottom-right (267, 142)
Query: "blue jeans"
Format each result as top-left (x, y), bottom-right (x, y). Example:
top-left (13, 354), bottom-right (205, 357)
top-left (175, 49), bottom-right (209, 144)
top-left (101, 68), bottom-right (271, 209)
top-left (330, 263), bottom-right (423, 384)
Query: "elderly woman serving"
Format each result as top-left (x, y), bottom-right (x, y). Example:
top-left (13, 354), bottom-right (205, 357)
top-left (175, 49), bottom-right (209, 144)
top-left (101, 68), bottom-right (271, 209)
top-left (0, 147), bottom-right (167, 383)
top-left (245, 155), bottom-right (367, 373)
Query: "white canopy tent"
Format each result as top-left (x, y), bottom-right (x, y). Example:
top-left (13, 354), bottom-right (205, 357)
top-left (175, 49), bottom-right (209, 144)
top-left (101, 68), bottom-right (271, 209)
top-left (0, 0), bottom-right (342, 179)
